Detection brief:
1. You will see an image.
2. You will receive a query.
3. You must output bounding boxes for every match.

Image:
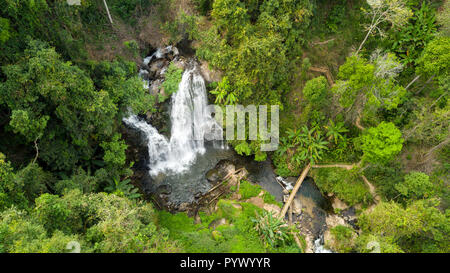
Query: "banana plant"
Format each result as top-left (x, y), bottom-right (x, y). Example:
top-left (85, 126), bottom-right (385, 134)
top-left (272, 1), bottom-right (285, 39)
top-left (105, 178), bottom-right (141, 199)
top-left (296, 126), bottom-right (329, 165)
top-left (275, 136), bottom-right (294, 157)
top-left (324, 119), bottom-right (349, 144)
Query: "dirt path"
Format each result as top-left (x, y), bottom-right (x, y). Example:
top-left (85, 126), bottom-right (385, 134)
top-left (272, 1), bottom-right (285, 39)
top-left (361, 175), bottom-right (380, 204)
top-left (312, 163), bottom-right (355, 170)
top-left (355, 115), bottom-right (365, 130)
top-left (309, 66), bottom-right (335, 86)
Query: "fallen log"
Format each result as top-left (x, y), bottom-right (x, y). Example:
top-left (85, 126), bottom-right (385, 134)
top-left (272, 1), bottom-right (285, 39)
top-left (279, 163), bottom-right (311, 219)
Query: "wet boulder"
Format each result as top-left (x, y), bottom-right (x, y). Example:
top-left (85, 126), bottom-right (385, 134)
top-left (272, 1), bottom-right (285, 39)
top-left (150, 59), bottom-right (168, 75)
top-left (156, 184), bottom-right (172, 195)
top-left (206, 168), bottom-right (220, 184)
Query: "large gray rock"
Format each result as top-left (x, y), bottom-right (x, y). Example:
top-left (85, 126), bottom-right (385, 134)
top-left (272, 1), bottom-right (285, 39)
top-left (150, 59), bottom-right (168, 74)
top-left (200, 61), bottom-right (222, 83)
top-left (206, 168), bottom-right (220, 183)
top-left (150, 79), bottom-right (164, 96)
top-left (208, 218), bottom-right (227, 230)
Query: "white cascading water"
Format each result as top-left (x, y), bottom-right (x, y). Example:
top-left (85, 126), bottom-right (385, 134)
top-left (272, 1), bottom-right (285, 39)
top-left (314, 236), bottom-right (333, 253)
top-left (124, 64), bottom-right (223, 176)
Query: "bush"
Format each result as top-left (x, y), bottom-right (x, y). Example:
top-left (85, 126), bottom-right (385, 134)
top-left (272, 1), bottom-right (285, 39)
top-left (326, 225), bottom-right (357, 253)
top-left (162, 63), bottom-right (183, 97)
top-left (312, 168), bottom-right (373, 206)
top-left (253, 211), bottom-right (292, 248)
top-left (359, 122), bottom-right (404, 164)
top-left (302, 76), bottom-right (328, 105)
top-left (395, 171), bottom-right (434, 199)
top-left (239, 180), bottom-right (262, 200)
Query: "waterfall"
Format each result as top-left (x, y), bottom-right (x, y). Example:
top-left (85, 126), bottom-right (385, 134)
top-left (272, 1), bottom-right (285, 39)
top-left (314, 236), bottom-right (333, 253)
top-left (124, 64), bottom-right (223, 176)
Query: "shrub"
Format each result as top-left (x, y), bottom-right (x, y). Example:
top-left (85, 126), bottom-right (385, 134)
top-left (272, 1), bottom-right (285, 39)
top-left (327, 225), bottom-right (357, 253)
top-left (162, 63), bottom-right (183, 96)
top-left (302, 76), bottom-right (328, 105)
top-left (312, 168), bottom-right (373, 206)
top-left (252, 211), bottom-right (292, 248)
top-left (239, 180), bottom-right (262, 200)
top-left (395, 171), bottom-right (434, 199)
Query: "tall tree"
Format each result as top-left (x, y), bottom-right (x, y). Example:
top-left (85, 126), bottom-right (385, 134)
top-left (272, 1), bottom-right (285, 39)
top-left (0, 40), bottom-right (116, 171)
top-left (357, 0), bottom-right (412, 54)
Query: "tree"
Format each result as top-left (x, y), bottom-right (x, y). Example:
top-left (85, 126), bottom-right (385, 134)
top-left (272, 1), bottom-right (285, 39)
top-left (333, 55), bottom-right (375, 108)
top-left (0, 153), bottom-right (28, 210)
top-left (387, 2), bottom-right (437, 65)
top-left (200, 0), bottom-right (314, 103)
top-left (416, 37), bottom-right (450, 92)
top-left (100, 134), bottom-right (127, 167)
top-left (91, 59), bottom-right (155, 114)
top-left (9, 109), bottom-right (49, 163)
top-left (0, 190), bottom-right (180, 253)
top-left (34, 193), bottom-right (75, 235)
top-left (356, 234), bottom-right (404, 253)
top-left (15, 163), bottom-right (52, 202)
top-left (404, 96), bottom-right (449, 145)
top-left (360, 122), bottom-right (404, 164)
top-left (358, 199), bottom-right (449, 252)
top-left (357, 0), bottom-right (412, 54)
top-left (302, 76), bottom-right (328, 105)
top-left (0, 40), bottom-right (117, 171)
top-left (395, 171), bottom-right (434, 199)
top-left (197, 0), bottom-right (314, 160)
top-left (332, 53), bottom-right (407, 122)
top-left (0, 17), bottom-right (10, 43)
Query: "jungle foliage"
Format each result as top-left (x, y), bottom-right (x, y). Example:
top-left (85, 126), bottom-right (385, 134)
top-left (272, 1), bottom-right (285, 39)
top-left (0, 0), bottom-right (448, 254)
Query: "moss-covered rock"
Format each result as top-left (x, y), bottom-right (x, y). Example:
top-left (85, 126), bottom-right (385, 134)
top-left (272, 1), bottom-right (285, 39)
top-left (324, 225), bottom-right (357, 253)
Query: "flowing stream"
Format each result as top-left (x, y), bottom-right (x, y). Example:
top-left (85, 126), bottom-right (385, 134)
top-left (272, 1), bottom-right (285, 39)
top-left (314, 236), bottom-right (333, 253)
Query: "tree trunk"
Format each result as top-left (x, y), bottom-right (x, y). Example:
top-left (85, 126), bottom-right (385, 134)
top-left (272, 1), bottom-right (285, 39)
top-left (32, 139), bottom-right (39, 164)
top-left (279, 163), bottom-right (311, 219)
top-left (405, 75), bottom-right (421, 90)
top-left (288, 204), bottom-right (293, 225)
top-left (356, 27), bottom-right (373, 55)
top-left (415, 75), bottom-right (435, 95)
top-left (425, 137), bottom-right (450, 158)
top-left (103, 0), bottom-right (114, 25)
